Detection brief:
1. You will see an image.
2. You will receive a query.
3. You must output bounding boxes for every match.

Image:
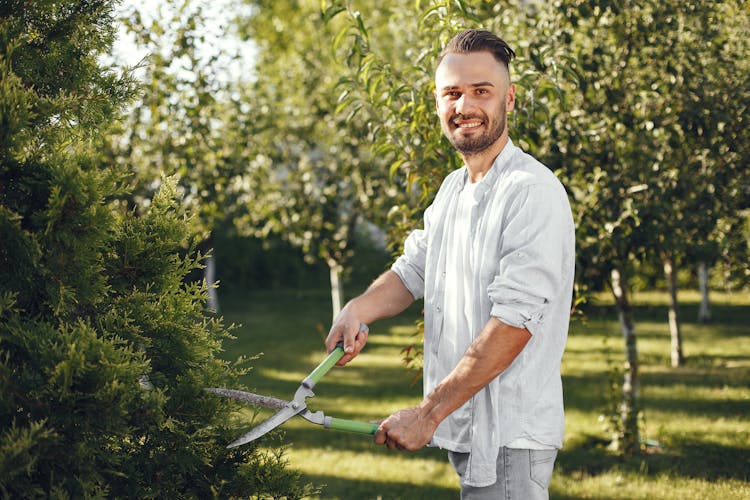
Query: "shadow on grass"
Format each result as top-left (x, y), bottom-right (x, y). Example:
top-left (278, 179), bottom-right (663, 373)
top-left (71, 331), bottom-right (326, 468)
top-left (640, 366), bottom-right (750, 418)
top-left (561, 372), bottom-right (609, 411)
top-left (644, 396), bottom-right (749, 419)
top-left (303, 472), bottom-right (457, 500)
top-left (584, 302), bottom-right (750, 330)
top-left (243, 426), bottom-right (458, 498)
top-left (556, 434), bottom-right (750, 484)
top-left (263, 424), bottom-right (453, 459)
top-left (561, 369), bottom-right (748, 424)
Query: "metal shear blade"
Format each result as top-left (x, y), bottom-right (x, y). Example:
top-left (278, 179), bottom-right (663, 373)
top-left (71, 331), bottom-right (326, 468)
top-left (222, 385), bottom-right (318, 448)
top-left (206, 325), bottom-right (377, 448)
top-left (227, 404), bottom-right (300, 448)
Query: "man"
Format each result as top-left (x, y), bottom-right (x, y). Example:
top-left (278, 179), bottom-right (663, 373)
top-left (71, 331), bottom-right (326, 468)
top-left (325, 29), bottom-right (575, 499)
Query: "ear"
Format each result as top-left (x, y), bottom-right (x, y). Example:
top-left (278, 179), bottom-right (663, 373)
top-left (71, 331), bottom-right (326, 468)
top-left (506, 83), bottom-right (516, 113)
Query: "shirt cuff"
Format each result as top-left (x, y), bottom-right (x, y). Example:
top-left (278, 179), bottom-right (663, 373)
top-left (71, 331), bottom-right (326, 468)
top-left (489, 289), bottom-right (547, 335)
top-left (390, 256), bottom-right (424, 300)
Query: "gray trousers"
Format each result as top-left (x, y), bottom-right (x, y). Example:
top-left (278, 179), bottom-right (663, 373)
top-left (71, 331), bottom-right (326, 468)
top-left (448, 448), bottom-right (557, 500)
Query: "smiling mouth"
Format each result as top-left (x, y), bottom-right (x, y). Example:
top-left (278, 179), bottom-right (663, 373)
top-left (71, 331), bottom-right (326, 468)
top-left (452, 117), bottom-right (483, 130)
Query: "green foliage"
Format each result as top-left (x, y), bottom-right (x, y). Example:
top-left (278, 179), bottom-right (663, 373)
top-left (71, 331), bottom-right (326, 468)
top-left (0, 1), bottom-right (313, 497)
top-left (539, 0), bottom-right (750, 292)
top-left (106, 1), bottom-right (255, 238)
top-left (232, 0), bottom-right (401, 274)
top-left (324, 0), bottom-right (748, 455)
top-left (0, 0), bottom-right (132, 149)
top-left (214, 225), bottom-right (390, 293)
top-left (324, 0), bottom-right (573, 253)
top-left (108, 0), bottom-right (400, 314)
top-left (323, 0), bottom-right (574, 383)
top-left (526, 0), bottom-right (749, 450)
top-left (600, 341), bottom-right (644, 456)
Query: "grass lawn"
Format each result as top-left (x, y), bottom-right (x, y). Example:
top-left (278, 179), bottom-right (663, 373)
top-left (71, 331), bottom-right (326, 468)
top-left (218, 288), bottom-right (750, 499)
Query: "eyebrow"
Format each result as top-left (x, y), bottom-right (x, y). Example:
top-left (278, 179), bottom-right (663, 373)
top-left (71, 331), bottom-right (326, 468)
top-left (440, 81), bottom-right (496, 91)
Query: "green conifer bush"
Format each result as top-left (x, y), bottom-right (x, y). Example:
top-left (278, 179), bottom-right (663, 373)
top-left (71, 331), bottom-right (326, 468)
top-left (0, 1), bottom-right (311, 497)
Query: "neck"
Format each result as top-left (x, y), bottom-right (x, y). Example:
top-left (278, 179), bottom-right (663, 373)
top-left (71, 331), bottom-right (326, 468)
top-left (462, 135), bottom-right (509, 183)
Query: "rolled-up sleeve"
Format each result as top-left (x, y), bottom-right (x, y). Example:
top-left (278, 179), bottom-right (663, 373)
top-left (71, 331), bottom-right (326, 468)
top-left (487, 183), bottom-right (571, 336)
top-left (391, 205), bottom-right (433, 300)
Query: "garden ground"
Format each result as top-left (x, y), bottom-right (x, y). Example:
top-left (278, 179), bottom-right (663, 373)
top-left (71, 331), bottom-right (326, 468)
top-left (219, 289), bottom-right (750, 499)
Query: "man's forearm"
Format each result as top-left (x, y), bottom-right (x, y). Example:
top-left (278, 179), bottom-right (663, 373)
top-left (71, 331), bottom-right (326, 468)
top-left (344, 270), bottom-right (415, 323)
top-left (418, 317), bottom-right (531, 428)
top-left (326, 270), bottom-right (415, 361)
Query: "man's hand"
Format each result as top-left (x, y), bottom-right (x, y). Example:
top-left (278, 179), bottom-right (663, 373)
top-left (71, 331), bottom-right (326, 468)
top-left (325, 313), bottom-right (368, 366)
top-left (374, 406), bottom-right (437, 451)
top-left (374, 318), bottom-right (531, 452)
top-left (324, 270), bottom-right (414, 366)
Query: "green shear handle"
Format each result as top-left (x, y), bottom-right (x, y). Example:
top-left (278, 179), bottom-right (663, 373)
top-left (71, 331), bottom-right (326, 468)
top-left (325, 416), bottom-right (379, 434)
top-left (305, 323), bottom-right (368, 388)
top-left (207, 323), bottom-right (377, 445)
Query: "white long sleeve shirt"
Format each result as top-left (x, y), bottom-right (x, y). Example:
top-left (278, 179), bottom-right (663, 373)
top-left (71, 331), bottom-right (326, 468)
top-left (391, 139), bottom-right (575, 487)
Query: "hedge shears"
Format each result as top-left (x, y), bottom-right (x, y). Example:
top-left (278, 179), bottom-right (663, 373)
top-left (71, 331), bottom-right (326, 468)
top-left (206, 324), bottom-right (378, 448)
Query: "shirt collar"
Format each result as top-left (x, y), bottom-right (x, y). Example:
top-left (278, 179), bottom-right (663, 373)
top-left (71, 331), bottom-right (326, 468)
top-left (456, 138), bottom-right (517, 201)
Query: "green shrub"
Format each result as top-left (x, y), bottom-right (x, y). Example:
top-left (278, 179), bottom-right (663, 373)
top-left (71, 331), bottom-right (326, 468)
top-left (0, 1), bottom-right (311, 497)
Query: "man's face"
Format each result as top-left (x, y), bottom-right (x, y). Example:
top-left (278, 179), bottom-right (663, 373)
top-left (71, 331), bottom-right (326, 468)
top-left (434, 51), bottom-right (515, 156)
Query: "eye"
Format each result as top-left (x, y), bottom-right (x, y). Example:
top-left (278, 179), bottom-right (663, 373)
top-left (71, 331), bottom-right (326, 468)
top-left (476, 88), bottom-right (489, 95)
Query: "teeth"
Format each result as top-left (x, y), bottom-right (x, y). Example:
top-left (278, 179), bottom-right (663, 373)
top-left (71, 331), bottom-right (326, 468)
top-left (456, 121), bottom-right (481, 128)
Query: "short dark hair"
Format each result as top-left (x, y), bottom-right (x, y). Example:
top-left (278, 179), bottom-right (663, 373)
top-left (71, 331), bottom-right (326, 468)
top-left (438, 29), bottom-right (516, 71)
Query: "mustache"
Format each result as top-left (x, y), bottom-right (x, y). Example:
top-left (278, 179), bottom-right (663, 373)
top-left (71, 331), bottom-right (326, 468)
top-left (451, 112), bottom-right (484, 123)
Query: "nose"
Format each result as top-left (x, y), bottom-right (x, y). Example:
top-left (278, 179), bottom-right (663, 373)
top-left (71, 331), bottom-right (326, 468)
top-left (454, 93), bottom-right (474, 116)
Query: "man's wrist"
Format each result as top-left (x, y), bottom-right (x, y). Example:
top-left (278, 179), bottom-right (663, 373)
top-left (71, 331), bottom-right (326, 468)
top-left (418, 395), bottom-right (447, 429)
top-left (340, 301), bottom-right (364, 323)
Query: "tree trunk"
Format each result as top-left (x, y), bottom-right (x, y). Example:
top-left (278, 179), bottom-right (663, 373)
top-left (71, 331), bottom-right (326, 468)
top-left (198, 236), bottom-right (220, 314)
top-left (328, 260), bottom-right (344, 320)
top-left (205, 253), bottom-right (220, 314)
top-left (610, 267), bottom-right (640, 454)
top-left (698, 261), bottom-right (712, 323)
top-left (663, 255), bottom-right (684, 367)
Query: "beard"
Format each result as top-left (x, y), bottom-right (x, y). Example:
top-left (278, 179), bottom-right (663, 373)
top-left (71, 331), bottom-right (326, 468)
top-left (444, 102), bottom-right (507, 156)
